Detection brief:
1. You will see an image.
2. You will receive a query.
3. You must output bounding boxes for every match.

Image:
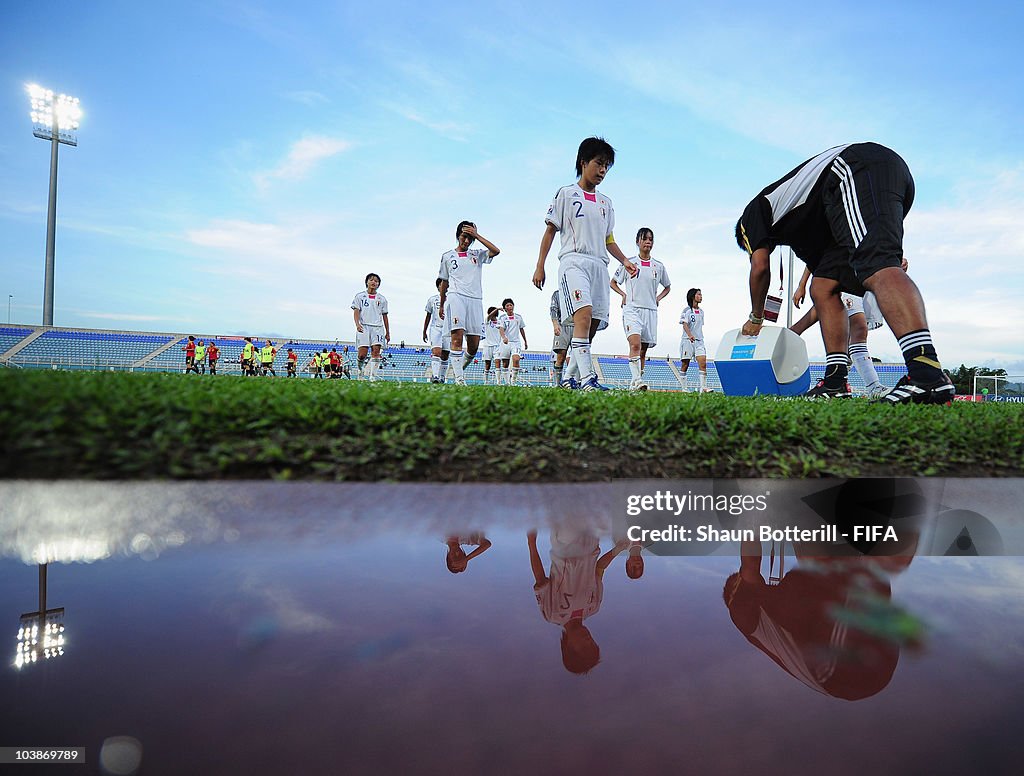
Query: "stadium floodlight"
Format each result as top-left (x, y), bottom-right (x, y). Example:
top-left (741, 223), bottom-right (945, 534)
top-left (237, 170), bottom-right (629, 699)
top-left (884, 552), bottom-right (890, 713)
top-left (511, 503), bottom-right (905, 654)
top-left (26, 83), bottom-right (82, 327)
top-left (13, 564), bottom-right (66, 671)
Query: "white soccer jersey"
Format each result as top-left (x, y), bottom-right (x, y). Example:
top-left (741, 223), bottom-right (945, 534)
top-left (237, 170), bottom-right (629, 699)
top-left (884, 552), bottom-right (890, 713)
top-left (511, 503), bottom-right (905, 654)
top-left (484, 317), bottom-right (503, 346)
top-left (613, 257), bottom-right (670, 309)
top-left (545, 184), bottom-right (615, 265)
top-left (679, 306), bottom-right (704, 340)
top-left (351, 292), bottom-right (388, 326)
top-left (498, 312), bottom-right (526, 344)
top-left (438, 247), bottom-right (494, 299)
top-left (425, 294), bottom-right (443, 330)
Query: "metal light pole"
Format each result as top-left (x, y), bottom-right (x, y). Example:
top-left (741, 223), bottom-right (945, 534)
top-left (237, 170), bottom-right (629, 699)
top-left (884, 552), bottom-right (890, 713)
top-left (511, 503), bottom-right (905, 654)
top-left (27, 85), bottom-right (81, 327)
top-left (6, 295), bottom-right (11, 325)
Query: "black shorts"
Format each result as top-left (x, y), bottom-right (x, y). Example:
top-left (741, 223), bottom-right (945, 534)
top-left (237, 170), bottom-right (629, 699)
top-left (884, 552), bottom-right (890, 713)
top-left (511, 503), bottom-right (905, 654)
top-left (814, 143), bottom-right (914, 295)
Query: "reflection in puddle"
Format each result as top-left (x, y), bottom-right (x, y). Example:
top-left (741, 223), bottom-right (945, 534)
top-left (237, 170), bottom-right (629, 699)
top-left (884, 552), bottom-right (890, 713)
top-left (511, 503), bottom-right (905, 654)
top-left (1, 482), bottom-right (1021, 775)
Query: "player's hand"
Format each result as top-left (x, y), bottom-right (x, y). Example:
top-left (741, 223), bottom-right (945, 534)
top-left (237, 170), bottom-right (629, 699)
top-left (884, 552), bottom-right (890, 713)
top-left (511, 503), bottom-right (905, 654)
top-left (462, 224), bottom-right (478, 240)
top-left (689, 336), bottom-right (695, 342)
top-left (502, 337), bottom-right (509, 345)
top-left (422, 332), bottom-right (427, 343)
top-left (553, 323), bottom-right (561, 336)
top-left (623, 259), bottom-right (638, 277)
top-left (385, 333), bottom-right (391, 343)
top-left (438, 307), bottom-right (445, 320)
top-left (356, 324), bottom-right (364, 333)
top-left (621, 297), bottom-right (626, 308)
top-left (900, 256), bottom-right (909, 272)
top-left (793, 286), bottom-right (806, 308)
top-left (741, 320), bottom-right (763, 336)
top-left (532, 266), bottom-right (545, 289)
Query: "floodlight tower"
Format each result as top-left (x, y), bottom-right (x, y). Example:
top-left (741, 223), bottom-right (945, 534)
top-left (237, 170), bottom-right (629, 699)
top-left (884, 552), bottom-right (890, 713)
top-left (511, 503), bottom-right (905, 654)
top-left (27, 84), bottom-right (82, 327)
top-left (14, 565), bottom-right (66, 670)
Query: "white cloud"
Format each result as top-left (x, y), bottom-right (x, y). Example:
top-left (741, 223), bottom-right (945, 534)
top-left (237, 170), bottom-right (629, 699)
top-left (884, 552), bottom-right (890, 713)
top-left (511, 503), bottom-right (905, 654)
top-left (255, 135), bottom-right (352, 185)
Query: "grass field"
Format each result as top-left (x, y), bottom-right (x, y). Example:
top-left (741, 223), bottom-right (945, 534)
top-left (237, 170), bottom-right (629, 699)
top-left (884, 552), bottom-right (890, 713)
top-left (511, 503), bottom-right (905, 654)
top-left (1, 370), bottom-right (1022, 480)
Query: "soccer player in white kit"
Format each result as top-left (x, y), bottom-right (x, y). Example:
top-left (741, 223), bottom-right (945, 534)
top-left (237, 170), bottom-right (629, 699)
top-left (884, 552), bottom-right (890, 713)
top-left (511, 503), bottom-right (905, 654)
top-left (533, 137), bottom-right (638, 391)
top-left (351, 272), bottom-right (390, 381)
top-left (481, 306), bottom-right (502, 384)
top-left (422, 278), bottom-right (452, 384)
top-left (497, 298), bottom-right (528, 385)
top-left (438, 221), bottom-right (501, 386)
top-left (611, 227), bottom-right (671, 391)
top-left (679, 288), bottom-right (710, 392)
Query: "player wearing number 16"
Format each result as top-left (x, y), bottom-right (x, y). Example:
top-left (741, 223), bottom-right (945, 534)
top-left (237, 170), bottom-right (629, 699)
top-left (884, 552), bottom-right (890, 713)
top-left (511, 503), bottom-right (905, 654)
top-left (533, 137), bottom-right (638, 392)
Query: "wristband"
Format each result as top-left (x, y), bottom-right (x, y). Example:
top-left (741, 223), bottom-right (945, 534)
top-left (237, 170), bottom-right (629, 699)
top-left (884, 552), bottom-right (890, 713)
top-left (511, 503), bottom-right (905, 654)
top-left (748, 312), bottom-right (764, 325)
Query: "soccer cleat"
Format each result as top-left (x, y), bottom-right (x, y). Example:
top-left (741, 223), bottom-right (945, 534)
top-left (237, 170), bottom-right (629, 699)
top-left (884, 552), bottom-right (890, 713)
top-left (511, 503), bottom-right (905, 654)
top-left (559, 377), bottom-right (579, 389)
top-left (803, 379), bottom-right (853, 399)
top-left (875, 374), bottom-right (955, 405)
top-left (629, 380), bottom-right (649, 392)
top-left (579, 374), bottom-right (610, 392)
top-left (865, 382), bottom-right (890, 399)
top-left (454, 377), bottom-right (467, 387)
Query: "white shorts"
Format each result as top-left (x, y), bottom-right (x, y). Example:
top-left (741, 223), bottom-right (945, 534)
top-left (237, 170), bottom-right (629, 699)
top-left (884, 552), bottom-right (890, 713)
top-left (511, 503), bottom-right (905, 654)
top-left (444, 293), bottom-right (484, 336)
top-left (622, 306), bottom-right (657, 346)
top-left (680, 337), bottom-right (706, 360)
top-left (841, 291), bottom-right (884, 331)
top-left (499, 342), bottom-right (522, 360)
top-left (357, 324), bottom-right (386, 348)
top-left (428, 327), bottom-right (451, 351)
top-left (558, 253), bottom-right (610, 324)
top-left (482, 344), bottom-right (499, 362)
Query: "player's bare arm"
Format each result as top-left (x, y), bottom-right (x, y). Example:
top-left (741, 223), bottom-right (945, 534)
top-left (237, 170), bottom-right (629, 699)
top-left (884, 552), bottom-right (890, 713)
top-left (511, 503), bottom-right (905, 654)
top-left (527, 531), bottom-right (548, 587)
top-left (383, 313), bottom-right (390, 342)
top-left (608, 241), bottom-right (637, 277)
top-left (742, 247), bottom-right (772, 336)
top-left (793, 266), bottom-right (812, 308)
top-left (438, 279), bottom-right (448, 320)
top-left (464, 224), bottom-right (500, 258)
top-left (551, 318), bottom-right (561, 336)
top-left (610, 278), bottom-right (627, 307)
top-left (534, 223), bottom-right (558, 289)
top-left (353, 308), bottom-right (363, 333)
top-left (422, 312), bottom-right (431, 342)
top-left (656, 286), bottom-right (671, 305)
top-left (521, 326), bottom-right (528, 351)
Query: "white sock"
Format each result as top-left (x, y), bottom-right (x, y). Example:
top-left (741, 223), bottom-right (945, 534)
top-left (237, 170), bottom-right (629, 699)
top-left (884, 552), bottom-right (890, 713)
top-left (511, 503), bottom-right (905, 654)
top-left (511, 365), bottom-right (519, 384)
top-left (849, 342), bottom-right (880, 387)
top-left (629, 356), bottom-right (642, 382)
top-left (554, 364), bottom-right (563, 385)
top-left (431, 356), bottom-right (441, 380)
top-left (699, 370), bottom-right (707, 391)
top-left (370, 357), bottom-right (380, 378)
top-left (451, 351), bottom-right (464, 381)
top-left (571, 339), bottom-right (594, 379)
top-left (440, 359), bottom-right (449, 382)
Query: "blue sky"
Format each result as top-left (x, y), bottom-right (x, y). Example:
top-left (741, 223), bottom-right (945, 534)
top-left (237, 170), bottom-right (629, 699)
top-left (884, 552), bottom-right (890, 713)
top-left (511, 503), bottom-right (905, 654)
top-left (2, 0), bottom-right (1022, 368)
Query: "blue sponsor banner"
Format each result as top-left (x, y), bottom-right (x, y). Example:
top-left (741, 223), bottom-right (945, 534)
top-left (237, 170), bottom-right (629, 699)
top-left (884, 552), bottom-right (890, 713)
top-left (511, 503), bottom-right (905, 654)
top-left (730, 345), bottom-right (756, 360)
top-left (987, 395), bottom-right (1024, 403)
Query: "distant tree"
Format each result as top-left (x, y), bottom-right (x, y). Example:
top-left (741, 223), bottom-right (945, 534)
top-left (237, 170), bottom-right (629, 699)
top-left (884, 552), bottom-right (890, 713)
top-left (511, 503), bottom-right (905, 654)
top-left (945, 364), bottom-right (1008, 394)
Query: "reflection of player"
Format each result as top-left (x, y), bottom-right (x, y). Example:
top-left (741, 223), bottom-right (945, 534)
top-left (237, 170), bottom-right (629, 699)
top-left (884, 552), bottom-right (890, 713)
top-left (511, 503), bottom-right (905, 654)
top-left (528, 528), bottom-right (629, 674)
top-left (444, 534), bottom-right (492, 573)
top-left (722, 540), bottom-right (918, 700)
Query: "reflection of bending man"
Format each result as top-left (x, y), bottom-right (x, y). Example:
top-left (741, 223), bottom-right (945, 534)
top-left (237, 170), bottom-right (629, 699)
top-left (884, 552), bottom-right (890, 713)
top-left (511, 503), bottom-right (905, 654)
top-left (722, 540), bottom-right (918, 701)
top-left (528, 527), bottom-right (629, 674)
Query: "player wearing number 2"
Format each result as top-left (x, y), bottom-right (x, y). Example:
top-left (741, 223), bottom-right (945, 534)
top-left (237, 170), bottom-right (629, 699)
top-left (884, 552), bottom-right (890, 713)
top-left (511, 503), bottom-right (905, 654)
top-left (533, 137), bottom-right (638, 392)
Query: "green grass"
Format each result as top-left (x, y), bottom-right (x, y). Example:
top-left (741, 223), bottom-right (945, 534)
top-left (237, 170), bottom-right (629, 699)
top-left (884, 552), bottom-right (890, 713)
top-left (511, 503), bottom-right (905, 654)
top-left (1, 370), bottom-right (1022, 480)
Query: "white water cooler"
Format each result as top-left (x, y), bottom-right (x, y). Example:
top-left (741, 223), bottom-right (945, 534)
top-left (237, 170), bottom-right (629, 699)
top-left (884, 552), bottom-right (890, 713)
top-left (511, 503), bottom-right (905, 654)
top-left (714, 326), bottom-right (811, 396)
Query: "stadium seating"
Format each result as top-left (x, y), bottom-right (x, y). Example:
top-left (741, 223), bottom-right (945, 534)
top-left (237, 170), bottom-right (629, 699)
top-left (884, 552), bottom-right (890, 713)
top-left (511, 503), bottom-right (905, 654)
top-left (12, 329), bottom-right (173, 370)
top-left (2, 325), bottom-right (908, 391)
top-left (0, 327), bottom-right (33, 357)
